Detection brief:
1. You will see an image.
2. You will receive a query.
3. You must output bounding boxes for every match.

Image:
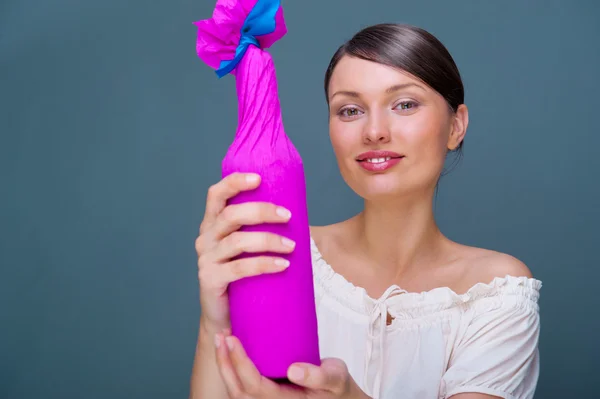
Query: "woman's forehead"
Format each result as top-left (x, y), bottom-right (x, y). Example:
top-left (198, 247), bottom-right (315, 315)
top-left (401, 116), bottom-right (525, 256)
top-left (328, 56), bottom-right (429, 94)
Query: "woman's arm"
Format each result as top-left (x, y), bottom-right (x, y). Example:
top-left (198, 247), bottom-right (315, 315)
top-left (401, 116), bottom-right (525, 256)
top-left (189, 321), bottom-right (228, 399)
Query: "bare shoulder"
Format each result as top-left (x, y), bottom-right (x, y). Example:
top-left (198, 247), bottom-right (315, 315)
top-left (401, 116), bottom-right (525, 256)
top-left (447, 243), bottom-right (534, 294)
top-left (309, 224), bottom-right (327, 239)
top-left (479, 249), bottom-right (533, 279)
top-left (309, 225), bottom-right (326, 247)
top-left (309, 223), bottom-right (343, 251)
top-left (309, 219), bottom-right (358, 257)
top-left (463, 245), bottom-right (534, 282)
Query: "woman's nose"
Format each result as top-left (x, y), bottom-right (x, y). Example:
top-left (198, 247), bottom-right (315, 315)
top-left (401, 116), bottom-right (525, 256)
top-left (363, 113), bottom-right (391, 144)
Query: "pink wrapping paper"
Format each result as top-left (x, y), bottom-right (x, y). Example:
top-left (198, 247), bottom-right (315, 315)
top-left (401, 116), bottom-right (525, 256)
top-left (194, 0), bottom-right (320, 379)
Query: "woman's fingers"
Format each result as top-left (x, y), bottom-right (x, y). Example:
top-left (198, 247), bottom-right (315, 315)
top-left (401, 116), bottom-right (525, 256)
top-left (202, 255), bottom-right (290, 293)
top-left (215, 332), bottom-right (243, 399)
top-left (226, 335), bottom-right (278, 397)
top-left (201, 173), bottom-right (261, 233)
top-left (213, 231), bottom-right (296, 262)
top-left (210, 201), bottom-right (292, 240)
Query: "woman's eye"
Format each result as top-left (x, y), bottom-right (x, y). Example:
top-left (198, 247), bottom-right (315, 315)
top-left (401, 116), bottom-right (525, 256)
top-left (339, 107), bottom-right (363, 117)
top-left (395, 101), bottom-right (418, 111)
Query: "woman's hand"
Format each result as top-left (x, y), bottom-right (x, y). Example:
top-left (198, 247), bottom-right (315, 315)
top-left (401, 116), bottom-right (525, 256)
top-left (215, 330), bottom-right (371, 399)
top-left (195, 172), bottom-right (295, 336)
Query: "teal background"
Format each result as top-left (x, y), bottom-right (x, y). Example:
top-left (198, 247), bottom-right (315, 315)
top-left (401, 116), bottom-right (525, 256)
top-left (1, 0), bottom-right (598, 397)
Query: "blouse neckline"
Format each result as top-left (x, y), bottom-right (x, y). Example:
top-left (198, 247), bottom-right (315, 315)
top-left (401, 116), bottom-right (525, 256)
top-left (310, 236), bottom-right (542, 317)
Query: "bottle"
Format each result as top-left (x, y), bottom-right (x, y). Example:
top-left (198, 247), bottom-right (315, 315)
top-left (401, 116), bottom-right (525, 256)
top-left (194, 0), bottom-right (320, 380)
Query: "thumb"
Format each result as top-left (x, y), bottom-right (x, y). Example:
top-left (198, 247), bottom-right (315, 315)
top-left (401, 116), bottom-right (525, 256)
top-left (287, 358), bottom-right (349, 393)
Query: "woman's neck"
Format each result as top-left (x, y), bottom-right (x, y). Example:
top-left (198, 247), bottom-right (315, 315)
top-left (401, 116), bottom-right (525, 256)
top-left (348, 192), bottom-right (448, 280)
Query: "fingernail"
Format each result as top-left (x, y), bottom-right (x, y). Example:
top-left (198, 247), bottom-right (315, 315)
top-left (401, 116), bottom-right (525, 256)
top-left (274, 258), bottom-right (290, 268)
top-left (225, 336), bottom-right (234, 350)
top-left (276, 207), bottom-right (292, 220)
top-left (245, 174), bottom-right (260, 183)
top-left (282, 237), bottom-right (296, 248)
top-left (215, 334), bottom-right (220, 348)
top-left (288, 365), bottom-right (305, 381)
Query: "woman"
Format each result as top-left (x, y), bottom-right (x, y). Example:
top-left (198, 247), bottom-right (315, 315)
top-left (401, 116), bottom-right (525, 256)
top-left (190, 24), bottom-right (541, 399)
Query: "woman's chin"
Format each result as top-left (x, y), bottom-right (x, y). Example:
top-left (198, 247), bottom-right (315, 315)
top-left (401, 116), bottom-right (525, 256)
top-left (354, 183), bottom-right (409, 202)
top-left (343, 170), bottom-right (434, 201)
top-left (352, 178), bottom-right (435, 202)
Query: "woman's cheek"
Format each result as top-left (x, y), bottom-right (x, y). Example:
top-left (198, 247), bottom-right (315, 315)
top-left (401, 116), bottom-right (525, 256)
top-left (399, 113), bottom-right (446, 153)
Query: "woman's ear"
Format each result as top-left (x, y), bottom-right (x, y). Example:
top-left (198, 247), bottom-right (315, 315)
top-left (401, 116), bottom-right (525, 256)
top-left (447, 104), bottom-right (469, 150)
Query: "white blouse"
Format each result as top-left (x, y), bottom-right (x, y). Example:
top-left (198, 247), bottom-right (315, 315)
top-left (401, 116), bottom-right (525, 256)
top-left (310, 238), bottom-right (542, 399)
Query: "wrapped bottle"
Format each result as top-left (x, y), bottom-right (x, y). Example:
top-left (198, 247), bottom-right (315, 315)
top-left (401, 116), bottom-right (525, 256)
top-left (194, 0), bottom-right (320, 379)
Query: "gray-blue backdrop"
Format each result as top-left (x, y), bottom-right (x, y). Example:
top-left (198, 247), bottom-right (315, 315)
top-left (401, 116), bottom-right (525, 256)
top-left (1, 0), bottom-right (598, 398)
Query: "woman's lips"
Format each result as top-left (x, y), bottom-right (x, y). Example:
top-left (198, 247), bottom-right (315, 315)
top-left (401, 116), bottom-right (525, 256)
top-left (356, 150), bottom-right (404, 172)
top-left (358, 157), bottom-right (403, 171)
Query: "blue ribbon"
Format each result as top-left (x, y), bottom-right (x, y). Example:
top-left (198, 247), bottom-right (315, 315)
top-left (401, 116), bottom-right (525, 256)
top-left (215, 0), bottom-right (281, 78)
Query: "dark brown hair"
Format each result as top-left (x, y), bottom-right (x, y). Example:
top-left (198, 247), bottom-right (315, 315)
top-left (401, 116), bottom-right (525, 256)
top-left (324, 23), bottom-right (465, 152)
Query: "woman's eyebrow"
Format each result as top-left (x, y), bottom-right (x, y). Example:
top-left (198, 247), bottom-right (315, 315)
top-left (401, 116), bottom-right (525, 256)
top-left (330, 83), bottom-right (427, 100)
top-left (385, 83), bottom-right (427, 93)
top-left (330, 90), bottom-right (360, 100)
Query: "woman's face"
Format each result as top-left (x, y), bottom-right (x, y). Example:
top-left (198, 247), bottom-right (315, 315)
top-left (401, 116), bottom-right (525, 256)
top-left (327, 55), bottom-right (467, 202)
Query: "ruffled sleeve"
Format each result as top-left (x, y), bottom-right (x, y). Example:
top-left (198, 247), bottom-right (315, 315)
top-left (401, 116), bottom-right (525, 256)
top-left (440, 278), bottom-right (541, 399)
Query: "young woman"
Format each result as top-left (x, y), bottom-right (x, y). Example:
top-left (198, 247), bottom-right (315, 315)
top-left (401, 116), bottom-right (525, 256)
top-left (190, 23), bottom-right (541, 399)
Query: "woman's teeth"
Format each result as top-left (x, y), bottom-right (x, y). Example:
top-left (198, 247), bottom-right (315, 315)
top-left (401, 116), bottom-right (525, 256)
top-left (366, 157), bottom-right (391, 164)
